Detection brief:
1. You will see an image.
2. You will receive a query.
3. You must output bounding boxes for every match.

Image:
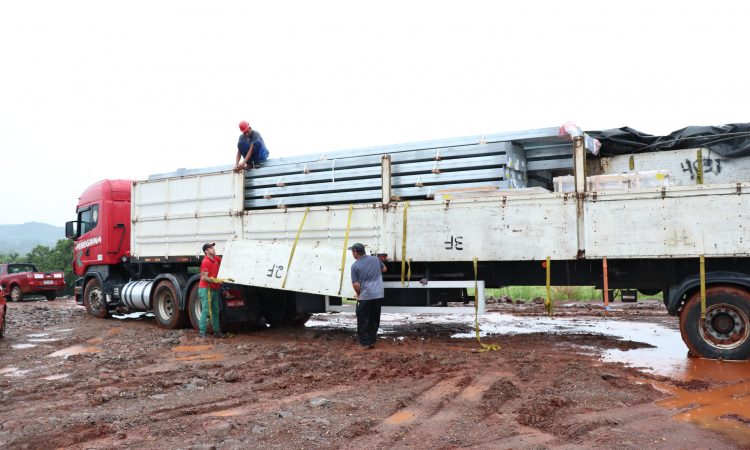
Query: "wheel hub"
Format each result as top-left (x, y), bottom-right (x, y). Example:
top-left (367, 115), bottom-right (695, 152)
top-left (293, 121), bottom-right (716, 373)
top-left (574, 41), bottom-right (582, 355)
top-left (702, 305), bottom-right (748, 347)
top-left (90, 290), bottom-right (104, 310)
top-left (159, 294), bottom-right (174, 318)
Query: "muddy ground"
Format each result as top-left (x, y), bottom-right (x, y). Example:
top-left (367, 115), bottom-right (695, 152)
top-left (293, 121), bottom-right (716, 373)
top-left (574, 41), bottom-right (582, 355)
top-left (0, 297), bottom-right (745, 449)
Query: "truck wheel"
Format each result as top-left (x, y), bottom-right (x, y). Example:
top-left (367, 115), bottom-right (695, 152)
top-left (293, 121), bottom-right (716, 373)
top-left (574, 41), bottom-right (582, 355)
top-left (188, 285), bottom-right (223, 333)
top-left (187, 284), bottom-right (207, 332)
top-left (84, 278), bottom-right (109, 318)
top-left (152, 280), bottom-right (188, 329)
top-left (10, 285), bottom-right (22, 302)
top-left (45, 291), bottom-right (57, 301)
top-left (679, 286), bottom-right (750, 360)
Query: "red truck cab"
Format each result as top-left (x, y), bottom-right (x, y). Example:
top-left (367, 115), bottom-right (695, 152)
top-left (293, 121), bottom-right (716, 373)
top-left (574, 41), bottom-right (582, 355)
top-left (0, 263), bottom-right (65, 301)
top-left (65, 180), bottom-right (132, 303)
top-left (66, 180), bottom-right (132, 275)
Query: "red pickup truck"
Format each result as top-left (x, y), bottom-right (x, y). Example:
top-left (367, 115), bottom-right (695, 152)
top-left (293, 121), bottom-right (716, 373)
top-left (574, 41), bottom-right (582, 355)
top-left (0, 263), bottom-right (65, 302)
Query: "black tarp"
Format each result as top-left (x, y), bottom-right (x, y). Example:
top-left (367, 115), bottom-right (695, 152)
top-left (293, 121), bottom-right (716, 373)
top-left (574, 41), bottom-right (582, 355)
top-left (586, 123), bottom-right (750, 158)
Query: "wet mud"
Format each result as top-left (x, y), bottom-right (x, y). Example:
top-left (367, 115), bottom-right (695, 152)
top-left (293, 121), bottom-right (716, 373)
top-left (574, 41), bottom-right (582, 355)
top-left (0, 298), bottom-right (746, 449)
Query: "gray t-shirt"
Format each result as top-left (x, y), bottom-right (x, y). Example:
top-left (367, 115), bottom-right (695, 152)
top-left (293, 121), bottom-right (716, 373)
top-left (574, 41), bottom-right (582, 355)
top-left (351, 255), bottom-right (385, 300)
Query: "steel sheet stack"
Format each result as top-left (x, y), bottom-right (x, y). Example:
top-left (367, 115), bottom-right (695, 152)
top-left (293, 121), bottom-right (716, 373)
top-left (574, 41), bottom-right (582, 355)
top-left (244, 127), bottom-right (574, 209)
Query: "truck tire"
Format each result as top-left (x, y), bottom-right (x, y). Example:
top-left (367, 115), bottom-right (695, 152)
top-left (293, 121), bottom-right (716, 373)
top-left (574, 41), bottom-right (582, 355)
top-left (152, 280), bottom-right (188, 329)
top-left (10, 285), bottom-right (22, 302)
top-left (187, 284), bottom-right (205, 332)
top-left (45, 291), bottom-right (57, 301)
top-left (187, 285), bottom-right (221, 333)
top-left (84, 278), bottom-right (109, 318)
top-left (679, 285), bottom-right (750, 360)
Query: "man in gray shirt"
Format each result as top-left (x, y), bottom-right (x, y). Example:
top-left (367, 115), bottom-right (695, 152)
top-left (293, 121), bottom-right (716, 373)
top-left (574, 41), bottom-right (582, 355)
top-left (350, 243), bottom-right (387, 348)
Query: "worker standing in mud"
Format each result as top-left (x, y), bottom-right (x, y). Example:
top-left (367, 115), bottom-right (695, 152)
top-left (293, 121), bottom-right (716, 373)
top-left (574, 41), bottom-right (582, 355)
top-left (199, 243), bottom-right (228, 338)
top-left (349, 243), bottom-right (386, 349)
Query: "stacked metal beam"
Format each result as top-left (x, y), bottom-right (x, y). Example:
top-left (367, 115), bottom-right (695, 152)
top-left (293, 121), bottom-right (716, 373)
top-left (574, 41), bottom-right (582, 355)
top-left (243, 127), bottom-right (574, 209)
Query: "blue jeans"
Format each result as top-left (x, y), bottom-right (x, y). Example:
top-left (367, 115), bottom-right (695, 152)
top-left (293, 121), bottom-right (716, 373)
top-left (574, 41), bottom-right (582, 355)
top-left (199, 288), bottom-right (221, 334)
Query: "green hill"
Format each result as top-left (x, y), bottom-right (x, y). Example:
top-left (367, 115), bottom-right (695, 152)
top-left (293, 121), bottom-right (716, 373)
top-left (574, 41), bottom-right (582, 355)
top-left (0, 222), bottom-right (66, 256)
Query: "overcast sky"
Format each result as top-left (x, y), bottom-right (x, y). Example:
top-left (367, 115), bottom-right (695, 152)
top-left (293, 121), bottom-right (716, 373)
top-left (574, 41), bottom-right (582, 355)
top-left (1, 1), bottom-right (748, 227)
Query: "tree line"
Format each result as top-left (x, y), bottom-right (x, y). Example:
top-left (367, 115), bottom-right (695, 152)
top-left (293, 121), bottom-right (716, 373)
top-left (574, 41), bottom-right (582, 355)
top-left (1, 239), bottom-right (75, 295)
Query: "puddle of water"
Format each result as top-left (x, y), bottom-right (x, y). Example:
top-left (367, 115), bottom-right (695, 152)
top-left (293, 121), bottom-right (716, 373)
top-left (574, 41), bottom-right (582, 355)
top-left (1, 367), bottom-right (31, 377)
top-left (112, 312), bottom-right (153, 320)
top-left (47, 345), bottom-right (102, 358)
top-left (28, 338), bottom-right (62, 343)
top-left (172, 345), bottom-right (214, 353)
top-left (12, 343), bottom-right (37, 349)
top-left (384, 410), bottom-right (416, 425)
top-left (42, 373), bottom-right (71, 381)
top-left (26, 333), bottom-right (49, 338)
top-left (651, 357), bottom-right (750, 447)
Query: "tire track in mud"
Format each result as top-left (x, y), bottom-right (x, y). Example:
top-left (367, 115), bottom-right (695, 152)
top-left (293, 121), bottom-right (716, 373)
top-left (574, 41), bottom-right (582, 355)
top-left (347, 372), bottom-right (521, 448)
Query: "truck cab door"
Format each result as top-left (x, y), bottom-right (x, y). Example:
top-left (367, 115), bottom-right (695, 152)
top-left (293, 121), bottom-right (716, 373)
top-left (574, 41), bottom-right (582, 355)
top-left (74, 204), bottom-right (103, 275)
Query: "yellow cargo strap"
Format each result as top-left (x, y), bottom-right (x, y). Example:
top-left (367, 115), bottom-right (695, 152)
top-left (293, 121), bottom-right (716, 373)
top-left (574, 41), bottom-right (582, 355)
top-left (544, 256), bottom-right (553, 316)
top-left (282, 207), bottom-right (310, 289)
top-left (338, 204), bottom-right (354, 295)
top-left (401, 201), bottom-right (410, 286)
top-left (700, 255), bottom-right (706, 319)
top-left (696, 149), bottom-right (704, 185)
top-left (473, 257), bottom-right (500, 352)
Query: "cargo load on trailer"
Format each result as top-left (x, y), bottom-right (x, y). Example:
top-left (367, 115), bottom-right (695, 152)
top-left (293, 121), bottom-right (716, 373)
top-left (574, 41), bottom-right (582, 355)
top-left (66, 122), bottom-right (750, 360)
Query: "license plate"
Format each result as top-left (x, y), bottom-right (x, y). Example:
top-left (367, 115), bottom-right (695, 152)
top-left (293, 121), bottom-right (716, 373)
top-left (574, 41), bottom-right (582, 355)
top-left (43, 280), bottom-right (54, 285)
top-left (226, 300), bottom-right (244, 308)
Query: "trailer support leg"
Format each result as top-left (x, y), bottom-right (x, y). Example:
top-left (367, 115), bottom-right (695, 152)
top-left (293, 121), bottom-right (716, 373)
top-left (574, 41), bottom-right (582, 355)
top-left (602, 257), bottom-right (609, 316)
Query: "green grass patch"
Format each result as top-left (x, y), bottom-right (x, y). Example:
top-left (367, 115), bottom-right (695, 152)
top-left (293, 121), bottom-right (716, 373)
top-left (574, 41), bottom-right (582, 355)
top-left (468, 286), bottom-right (663, 303)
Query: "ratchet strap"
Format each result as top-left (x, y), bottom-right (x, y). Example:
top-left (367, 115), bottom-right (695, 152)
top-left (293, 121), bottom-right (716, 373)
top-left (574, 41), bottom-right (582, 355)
top-left (338, 204), bottom-right (354, 295)
top-left (282, 207), bottom-right (310, 289)
top-left (700, 255), bottom-right (706, 319)
top-left (473, 257), bottom-right (500, 352)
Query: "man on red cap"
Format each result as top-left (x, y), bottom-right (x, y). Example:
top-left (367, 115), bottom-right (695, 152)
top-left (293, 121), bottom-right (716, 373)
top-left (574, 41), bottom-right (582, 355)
top-left (198, 243), bottom-right (227, 338)
top-left (235, 121), bottom-right (270, 171)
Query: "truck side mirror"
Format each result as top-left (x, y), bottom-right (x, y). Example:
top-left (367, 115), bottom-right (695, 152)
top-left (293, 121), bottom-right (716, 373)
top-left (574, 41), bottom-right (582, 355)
top-left (65, 221), bottom-right (79, 239)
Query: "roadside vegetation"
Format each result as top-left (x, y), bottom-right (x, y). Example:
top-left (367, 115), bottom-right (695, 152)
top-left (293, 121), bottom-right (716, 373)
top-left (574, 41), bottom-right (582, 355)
top-left (473, 286), bottom-right (663, 303)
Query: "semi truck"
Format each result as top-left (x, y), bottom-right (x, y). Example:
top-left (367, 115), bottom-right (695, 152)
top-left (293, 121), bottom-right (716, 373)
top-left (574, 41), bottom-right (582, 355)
top-left (66, 123), bottom-right (750, 360)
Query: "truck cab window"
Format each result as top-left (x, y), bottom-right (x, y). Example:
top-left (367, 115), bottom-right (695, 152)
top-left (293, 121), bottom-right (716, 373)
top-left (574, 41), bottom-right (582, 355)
top-left (78, 204), bottom-right (99, 235)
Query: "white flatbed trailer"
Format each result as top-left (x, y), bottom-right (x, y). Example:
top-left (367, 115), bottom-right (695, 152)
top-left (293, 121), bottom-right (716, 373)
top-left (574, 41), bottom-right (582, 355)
top-left (102, 125), bottom-right (750, 359)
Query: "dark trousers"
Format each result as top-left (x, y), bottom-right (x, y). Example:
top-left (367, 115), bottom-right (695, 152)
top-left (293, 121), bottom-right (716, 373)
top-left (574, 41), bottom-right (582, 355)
top-left (356, 298), bottom-right (382, 346)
